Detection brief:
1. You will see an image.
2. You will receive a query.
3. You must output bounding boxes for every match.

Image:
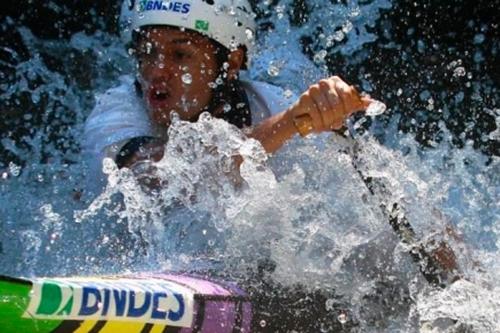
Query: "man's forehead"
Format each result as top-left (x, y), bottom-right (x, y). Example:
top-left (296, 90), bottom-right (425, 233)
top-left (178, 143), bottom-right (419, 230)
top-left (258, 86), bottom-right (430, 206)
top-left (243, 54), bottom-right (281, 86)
top-left (139, 26), bottom-right (211, 45)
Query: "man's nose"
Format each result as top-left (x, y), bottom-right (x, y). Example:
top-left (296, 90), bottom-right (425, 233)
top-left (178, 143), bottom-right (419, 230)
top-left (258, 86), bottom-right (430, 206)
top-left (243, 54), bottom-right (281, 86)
top-left (151, 62), bottom-right (168, 76)
top-left (143, 59), bottom-right (174, 81)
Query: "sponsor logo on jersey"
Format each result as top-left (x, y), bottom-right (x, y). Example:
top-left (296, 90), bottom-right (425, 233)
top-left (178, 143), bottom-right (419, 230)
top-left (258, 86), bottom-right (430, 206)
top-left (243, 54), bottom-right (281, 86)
top-left (138, 0), bottom-right (192, 14)
top-left (23, 278), bottom-right (194, 327)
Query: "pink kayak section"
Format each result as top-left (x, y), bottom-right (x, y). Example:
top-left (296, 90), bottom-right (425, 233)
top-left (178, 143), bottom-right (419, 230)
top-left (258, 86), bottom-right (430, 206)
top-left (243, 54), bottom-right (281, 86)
top-left (136, 272), bottom-right (252, 332)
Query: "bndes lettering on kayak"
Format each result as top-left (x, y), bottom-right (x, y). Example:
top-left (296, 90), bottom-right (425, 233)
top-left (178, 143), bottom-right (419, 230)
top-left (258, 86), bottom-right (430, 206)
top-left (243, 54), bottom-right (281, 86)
top-left (23, 278), bottom-right (194, 327)
top-left (139, 0), bottom-right (191, 14)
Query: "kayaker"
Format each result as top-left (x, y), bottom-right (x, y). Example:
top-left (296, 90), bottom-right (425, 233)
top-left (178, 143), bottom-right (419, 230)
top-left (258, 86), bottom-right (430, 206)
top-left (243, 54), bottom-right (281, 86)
top-left (81, 2), bottom-right (462, 330)
top-left (83, 0), bottom-right (374, 175)
top-left (83, 0), bottom-right (460, 277)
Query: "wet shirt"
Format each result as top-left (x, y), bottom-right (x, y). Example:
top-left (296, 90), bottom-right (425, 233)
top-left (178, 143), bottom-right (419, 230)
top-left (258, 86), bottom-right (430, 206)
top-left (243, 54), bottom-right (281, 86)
top-left (83, 74), bottom-right (297, 179)
top-left (82, 75), bottom-right (297, 268)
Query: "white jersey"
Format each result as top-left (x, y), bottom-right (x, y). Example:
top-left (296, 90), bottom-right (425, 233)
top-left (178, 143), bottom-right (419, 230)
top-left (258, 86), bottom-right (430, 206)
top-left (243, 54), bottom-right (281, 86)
top-left (83, 74), bottom-right (297, 185)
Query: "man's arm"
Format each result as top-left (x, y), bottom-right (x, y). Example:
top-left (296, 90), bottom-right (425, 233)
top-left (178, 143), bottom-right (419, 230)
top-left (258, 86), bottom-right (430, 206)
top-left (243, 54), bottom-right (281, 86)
top-left (247, 76), bottom-right (373, 153)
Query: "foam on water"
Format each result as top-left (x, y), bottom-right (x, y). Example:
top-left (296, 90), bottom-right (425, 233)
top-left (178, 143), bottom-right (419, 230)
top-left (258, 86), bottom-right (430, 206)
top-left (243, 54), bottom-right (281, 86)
top-left (0, 0), bottom-right (499, 331)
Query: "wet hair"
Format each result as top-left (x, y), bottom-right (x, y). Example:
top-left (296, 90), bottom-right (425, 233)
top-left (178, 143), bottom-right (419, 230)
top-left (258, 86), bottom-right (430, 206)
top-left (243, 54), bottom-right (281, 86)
top-left (132, 26), bottom-right (252, 129)
top-left (207, 41), bottom-right (252, 128)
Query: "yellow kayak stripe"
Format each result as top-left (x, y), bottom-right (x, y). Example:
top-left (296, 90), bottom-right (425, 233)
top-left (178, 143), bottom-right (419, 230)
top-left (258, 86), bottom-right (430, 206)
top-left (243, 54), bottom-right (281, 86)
top-left (150, 324), bottom-right (168, 333)
top-left (68, 320), bottom-right (151, 333)
top-left (73, 320), bottom-right (100, 333)
top-left (98, 321), bottom-right (147, 333)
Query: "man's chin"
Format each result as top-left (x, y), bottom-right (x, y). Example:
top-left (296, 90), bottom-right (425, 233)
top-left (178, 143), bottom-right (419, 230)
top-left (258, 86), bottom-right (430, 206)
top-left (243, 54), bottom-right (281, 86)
top-left (150, 108), bottom-right (174, 128)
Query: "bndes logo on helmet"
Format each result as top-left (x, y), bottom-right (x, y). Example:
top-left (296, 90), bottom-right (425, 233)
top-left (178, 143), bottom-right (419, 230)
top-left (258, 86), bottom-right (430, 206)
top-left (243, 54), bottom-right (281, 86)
top-left (24, 279), bottom-right (194, 327)
top-left (139, 0), bottom-right (191, 14)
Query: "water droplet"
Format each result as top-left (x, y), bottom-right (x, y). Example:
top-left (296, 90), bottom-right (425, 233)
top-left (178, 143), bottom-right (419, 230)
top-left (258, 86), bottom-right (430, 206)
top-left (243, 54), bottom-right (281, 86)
top-left (31, 93), bottom-right (40, 104)
top-left (337, 312), bottom-right (348, 324)
top-left (182, 73), bottom-right (193, 85)
top-left (473, 33), bottom-right (485, 44)
top-left (283, 89), bottom-right (294, 99)
top-left (145, 42), bottom-right (152, 55)
top-left (453, 66), bottom-right (466, 77)
top-left (245, 28), bottom-right (254, 41)
top-left (102, 158), bottom-right (117, 175)
top-left (267, 62), bottom-right (280, 77)
top-left (333, 30), bottom-right (345, 42)
top-left (342, 21), bottom-right (353, 33)
top-left (365, 100), bottom-right (387, 117)
top-left (223, 104), bottom-right (232, 113)
top-left (314, 50), bottom-right (328, 64)
top-left (229, 39), bottom-right (238, 50)
top-left (275, 5), bottom-right (285, 19)
top-left (396, 88), bottom-right (403, 96)
top-left (259, 320), bottom-right (267, 327)
top-left (349, 6), bottom-right (361, 17)
top-left (8, 162), bottom-right (21, 177)
top-left (325, 298), bottom-right (335, 311)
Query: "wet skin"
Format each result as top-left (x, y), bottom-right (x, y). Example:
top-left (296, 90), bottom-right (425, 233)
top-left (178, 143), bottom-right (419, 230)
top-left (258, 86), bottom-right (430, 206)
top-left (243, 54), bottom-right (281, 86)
top-left (135, 27), bottom-right (236, 127)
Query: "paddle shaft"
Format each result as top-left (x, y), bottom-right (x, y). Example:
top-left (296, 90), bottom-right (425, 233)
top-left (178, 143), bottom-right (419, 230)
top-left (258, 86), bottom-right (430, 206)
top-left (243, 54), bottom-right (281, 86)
top-left (347, 139), bottom-right (452, 288)
top-left (293, 111), bottom-right (453, 287)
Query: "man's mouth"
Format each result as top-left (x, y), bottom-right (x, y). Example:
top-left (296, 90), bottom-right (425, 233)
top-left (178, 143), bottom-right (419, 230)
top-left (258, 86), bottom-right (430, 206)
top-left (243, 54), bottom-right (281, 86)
top-left (148, 87), bottom-right (170, 107)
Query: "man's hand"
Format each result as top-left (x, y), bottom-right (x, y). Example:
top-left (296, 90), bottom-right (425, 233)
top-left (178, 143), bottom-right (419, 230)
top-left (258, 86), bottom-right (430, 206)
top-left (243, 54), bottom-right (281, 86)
top-left (290, 76), bottom-right (374, 136)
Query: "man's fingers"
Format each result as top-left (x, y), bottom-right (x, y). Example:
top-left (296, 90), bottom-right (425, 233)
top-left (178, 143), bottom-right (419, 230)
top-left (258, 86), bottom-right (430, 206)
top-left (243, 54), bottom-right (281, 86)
top-left (309, 84), bottom-right (332, 130)
top-left (313, 81), bottom-right (336, 129)
top-left (330, 77), bottom-right (358, 116)
top-left (320, 79), bottom-right (345, 129)
top-left (292, 75), bottom-right (385, 136)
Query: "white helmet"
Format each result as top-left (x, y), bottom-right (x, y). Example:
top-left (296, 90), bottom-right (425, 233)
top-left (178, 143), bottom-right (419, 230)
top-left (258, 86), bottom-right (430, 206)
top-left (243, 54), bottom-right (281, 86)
top-left (120, 0), bottom-right (257, 56)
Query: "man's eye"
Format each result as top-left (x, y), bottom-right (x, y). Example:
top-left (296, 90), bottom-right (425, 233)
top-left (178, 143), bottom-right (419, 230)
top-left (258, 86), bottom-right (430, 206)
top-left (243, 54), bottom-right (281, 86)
top-left (174, 51), bottom-right (189, 60)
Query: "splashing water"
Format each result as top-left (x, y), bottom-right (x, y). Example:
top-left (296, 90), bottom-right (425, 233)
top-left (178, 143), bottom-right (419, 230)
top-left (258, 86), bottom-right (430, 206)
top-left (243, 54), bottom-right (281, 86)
top-left (0, 0), bottom-right (499, 332)
top-left (365, 100), bottom-right (387, 117)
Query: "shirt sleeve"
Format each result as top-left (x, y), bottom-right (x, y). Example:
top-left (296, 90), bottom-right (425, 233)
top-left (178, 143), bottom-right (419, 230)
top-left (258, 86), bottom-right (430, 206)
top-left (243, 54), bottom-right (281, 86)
top-left (82, 76), bottom-right (153, 179)
top-left (241, 79), bottom-right (299, 125)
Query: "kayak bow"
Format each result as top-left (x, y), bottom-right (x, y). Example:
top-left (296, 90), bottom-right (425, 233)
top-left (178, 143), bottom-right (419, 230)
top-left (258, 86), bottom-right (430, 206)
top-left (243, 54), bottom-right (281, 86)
top-left (0, 273), bottom-right (251, 333)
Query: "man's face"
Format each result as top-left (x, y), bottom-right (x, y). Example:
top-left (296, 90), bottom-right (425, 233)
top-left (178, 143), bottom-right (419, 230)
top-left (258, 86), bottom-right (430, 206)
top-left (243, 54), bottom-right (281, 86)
top-left (135, 27), bottom-right (221, 127)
